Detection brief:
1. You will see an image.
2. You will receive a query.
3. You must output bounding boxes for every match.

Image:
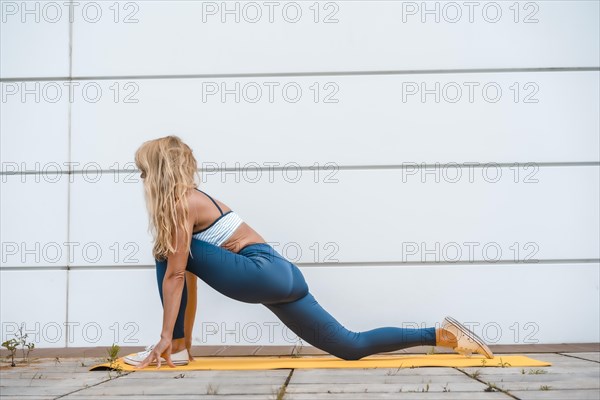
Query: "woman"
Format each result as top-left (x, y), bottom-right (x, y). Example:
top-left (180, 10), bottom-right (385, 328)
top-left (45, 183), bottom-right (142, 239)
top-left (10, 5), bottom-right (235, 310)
top-left (128, 135), bottom-right (494, 369)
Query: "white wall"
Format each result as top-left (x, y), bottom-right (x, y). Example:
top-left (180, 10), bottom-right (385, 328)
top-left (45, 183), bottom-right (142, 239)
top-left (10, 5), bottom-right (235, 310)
top-left (1, 0), bottom-right (599, 349)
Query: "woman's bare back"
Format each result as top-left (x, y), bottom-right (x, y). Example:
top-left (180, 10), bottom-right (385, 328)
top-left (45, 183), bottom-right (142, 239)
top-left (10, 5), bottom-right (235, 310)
top-left (188, 189), bottom-right (266, 253)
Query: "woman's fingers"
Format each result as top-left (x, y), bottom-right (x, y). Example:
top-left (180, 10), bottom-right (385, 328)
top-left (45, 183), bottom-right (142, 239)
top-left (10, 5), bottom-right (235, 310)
top-left (166, 355), bottom-right (176, 368)
top-left (156, 349), bottom-right (177, 369)
top-left (132, 347), bottom-right (179, 370)
top-left (135, 353), bottom-right (154, 369)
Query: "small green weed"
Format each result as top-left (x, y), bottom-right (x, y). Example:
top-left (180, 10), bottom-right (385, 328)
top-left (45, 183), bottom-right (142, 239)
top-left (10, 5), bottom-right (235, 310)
top-left (1, 323), bottom-right (35, 366)
top-left (290, 339), bottom-right (304, 358)
top-left (484, 382), bottom-right (499, 392)
top-left (1, 338), bottom-right (18, 367)
top-left (470, 369), bottom-right (481, 379)
top-left (271, 384), bottom-right (286, 400)
top-left (106, 343), bottom-right (123, 378)
top-left (497, 357), bottom-right (511, 368)
top-left (528, 369), bottom-right (548, 375)
top-left (206, 383), bottom-right (219, 394)
top-left (385, 364), bottom-right (403, 376)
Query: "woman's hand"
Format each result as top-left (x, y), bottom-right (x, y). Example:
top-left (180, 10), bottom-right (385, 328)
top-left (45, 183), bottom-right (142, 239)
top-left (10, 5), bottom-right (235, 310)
top-left (135, 337), bottom-right (176, 369)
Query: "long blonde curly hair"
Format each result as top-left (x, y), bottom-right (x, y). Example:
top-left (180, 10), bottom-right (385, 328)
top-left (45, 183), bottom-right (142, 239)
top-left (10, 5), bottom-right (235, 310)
top-left (134, 135), bottom-right (200, 261)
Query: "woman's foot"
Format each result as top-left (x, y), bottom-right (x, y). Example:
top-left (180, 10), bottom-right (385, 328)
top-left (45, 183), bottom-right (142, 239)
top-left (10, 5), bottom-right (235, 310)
top-left (441, 316), bottom-right (494, 359)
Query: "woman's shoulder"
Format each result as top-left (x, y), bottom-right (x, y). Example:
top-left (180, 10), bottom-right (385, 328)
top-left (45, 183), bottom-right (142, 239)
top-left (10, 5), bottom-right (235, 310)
top-left (187, 187), bottom-right (232, 214)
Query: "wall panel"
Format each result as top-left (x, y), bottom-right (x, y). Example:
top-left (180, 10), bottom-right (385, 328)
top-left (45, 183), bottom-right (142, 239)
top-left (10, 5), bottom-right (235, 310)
top-left (65, 262), bottom-right (600, 347)
top-left (68, 167), bottom-right (599, 266)
top-left (0, 0), bottom-right (70, 78)
top-left (0, 81), bottom-right (69, 166)
top-left (0, 270), bottom-right (67, 348)
top-left (0, 176), bottom-right (69, 268)
top-left (70, 72), bottom-right (600, 167)
top-left (1, 0), bottom-right (598, 349)
top-left (72, 1), bottom-right (599, 76)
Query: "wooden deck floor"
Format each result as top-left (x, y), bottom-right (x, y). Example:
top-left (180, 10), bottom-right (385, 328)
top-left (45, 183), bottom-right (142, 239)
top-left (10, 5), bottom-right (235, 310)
top-left (0, 346), bottom-right (598, 399)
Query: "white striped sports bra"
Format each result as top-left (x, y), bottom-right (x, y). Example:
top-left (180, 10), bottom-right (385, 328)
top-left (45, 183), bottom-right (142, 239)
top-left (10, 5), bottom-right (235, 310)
top-left (192, 189), bottom-right (243, 246)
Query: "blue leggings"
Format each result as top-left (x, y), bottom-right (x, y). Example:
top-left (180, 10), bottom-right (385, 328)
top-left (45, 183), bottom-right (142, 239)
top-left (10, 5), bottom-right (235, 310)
top-left (155, 240), bottom-right (436, 360)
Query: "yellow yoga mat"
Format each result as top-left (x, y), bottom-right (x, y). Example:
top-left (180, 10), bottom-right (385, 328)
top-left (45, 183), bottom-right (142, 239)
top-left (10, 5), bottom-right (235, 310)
top-left (90, 354), bottom-right (551, 371)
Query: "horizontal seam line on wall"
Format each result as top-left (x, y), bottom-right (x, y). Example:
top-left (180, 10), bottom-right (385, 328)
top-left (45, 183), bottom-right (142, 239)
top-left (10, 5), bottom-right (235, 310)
top-left (2, 161), bottom-right (599, 176)
top-left (1, 67), bottom-right (599, 82)
top-left (2, 258), bottom-right (599, 270)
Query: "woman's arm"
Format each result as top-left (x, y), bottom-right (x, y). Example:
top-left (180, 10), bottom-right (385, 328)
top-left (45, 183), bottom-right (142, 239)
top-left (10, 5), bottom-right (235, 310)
top-left (160, 219), bottom-right (193, 342)
top-left (137, 209), bottom-right (193, 369)
top-left (184, 271), bottom-right (197, 360)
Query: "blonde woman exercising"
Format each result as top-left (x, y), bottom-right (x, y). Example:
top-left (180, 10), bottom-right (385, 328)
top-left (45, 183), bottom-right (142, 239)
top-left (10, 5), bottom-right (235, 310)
top-left (127, 135), bottom-right (494, 369)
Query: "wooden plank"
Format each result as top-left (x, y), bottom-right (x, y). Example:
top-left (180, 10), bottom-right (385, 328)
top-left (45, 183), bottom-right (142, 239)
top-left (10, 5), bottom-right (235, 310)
top-left (560, 352), bottom-right (600, 362)
top-left (285, 393), bottom-right (509, 400)
top-left (510, 390), bottom-right (600, 400)
top-left (285, 381), bottom-right (487, 394)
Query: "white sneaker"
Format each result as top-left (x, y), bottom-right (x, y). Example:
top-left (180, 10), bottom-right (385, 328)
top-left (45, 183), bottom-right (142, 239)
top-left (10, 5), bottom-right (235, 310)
top-left (123, 344), bottom-right (190, 366)
top-left (441, 316), bottom-right (494, 359)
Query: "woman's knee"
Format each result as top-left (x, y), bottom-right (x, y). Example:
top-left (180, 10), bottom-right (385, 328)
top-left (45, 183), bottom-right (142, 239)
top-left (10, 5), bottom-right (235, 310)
top-left (338, 352), bottom-right (365, 361)
top-left (324, 344), bottom-right (367, 361)
top-left (320, 328), bottom-right (370, 361)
